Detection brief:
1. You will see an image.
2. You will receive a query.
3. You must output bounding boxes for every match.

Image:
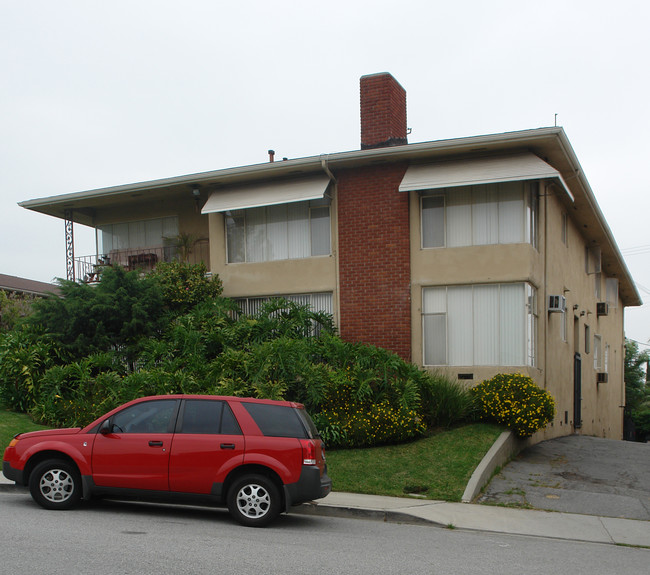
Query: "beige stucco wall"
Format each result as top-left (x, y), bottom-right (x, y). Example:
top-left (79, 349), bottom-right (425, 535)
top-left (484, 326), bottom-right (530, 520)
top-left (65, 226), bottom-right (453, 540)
top-left (408, 181), bottom-right (625, 441)
top-left (540, 189), bottom-right (624, 440)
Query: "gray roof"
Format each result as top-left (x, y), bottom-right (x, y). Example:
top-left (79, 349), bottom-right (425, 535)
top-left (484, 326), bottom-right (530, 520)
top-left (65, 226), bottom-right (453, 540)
top-left (0, 274), bottom-right (59, 296)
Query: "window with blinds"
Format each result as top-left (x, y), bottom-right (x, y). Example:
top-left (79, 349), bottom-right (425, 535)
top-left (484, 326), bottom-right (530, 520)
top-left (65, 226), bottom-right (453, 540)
top-left (420, 182), bottom-right (538, 249)
top-left (225, 198), bottom-right (331, 263)
top-left (422, 283), bottom-right (537, 367)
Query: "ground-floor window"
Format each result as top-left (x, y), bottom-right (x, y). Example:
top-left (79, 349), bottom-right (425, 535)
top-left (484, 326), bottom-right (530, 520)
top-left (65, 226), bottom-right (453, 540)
top-left (234, 292), bottom-right (333, 334)
top-left (422, 282), bottom-right (537, 367)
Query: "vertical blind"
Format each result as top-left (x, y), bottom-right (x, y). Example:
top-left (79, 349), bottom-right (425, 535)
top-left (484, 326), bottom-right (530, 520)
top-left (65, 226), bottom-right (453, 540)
top-left (423, 283), bottom-right (536, 367)
top-left (98, 217), bottom-right (178, 253)
top-left (421, 182), bottom-right (537, 249)
top-left (226, 199), bottom-right (331, 263)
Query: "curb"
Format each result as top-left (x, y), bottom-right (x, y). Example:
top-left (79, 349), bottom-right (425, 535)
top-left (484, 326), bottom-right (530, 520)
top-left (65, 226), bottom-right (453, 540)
top-left (295, 502), bottom-right (440, 527)
top-left (461, 431), bottom-right (529, 503)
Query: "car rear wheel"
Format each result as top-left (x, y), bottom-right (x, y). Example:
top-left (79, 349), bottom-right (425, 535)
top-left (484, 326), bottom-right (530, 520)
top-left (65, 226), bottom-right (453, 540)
top-left (227, 474), bottom-right (281, 527)
top-left (29, 459), bottom-right (82, 510)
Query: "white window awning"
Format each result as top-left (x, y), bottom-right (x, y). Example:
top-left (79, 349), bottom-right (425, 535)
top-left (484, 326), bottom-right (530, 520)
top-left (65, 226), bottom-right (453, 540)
top-left (399, 153), bottom-right (573, 201)
top-left (201, 175), bottom-right (330, 214)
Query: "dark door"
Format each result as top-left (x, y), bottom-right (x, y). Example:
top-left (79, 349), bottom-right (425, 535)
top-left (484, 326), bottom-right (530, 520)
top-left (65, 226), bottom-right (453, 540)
top-left (573, 353), bottom-right (582, 429)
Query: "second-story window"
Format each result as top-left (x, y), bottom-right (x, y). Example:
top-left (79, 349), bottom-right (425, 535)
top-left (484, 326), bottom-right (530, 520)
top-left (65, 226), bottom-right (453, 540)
top-left (98, 216), bottom-right (178, 253)
top-left (225, 198), bottom-right (331, 263)
top-left (421, 181), bottom-right (538, 249)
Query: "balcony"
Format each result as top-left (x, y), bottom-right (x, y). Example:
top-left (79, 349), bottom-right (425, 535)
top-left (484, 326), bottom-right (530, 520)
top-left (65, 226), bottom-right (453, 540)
top-left (74, 239), bottom-right (210, 283)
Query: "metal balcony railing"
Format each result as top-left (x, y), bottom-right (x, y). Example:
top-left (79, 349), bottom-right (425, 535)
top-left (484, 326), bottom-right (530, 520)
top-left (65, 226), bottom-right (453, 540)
top-left (74, 239), bottom-right (210, 283)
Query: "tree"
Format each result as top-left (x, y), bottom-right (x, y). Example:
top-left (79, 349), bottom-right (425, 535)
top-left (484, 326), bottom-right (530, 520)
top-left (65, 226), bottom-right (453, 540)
top-left (625, 339), bottom-right (649, 411)
top-left (27, 266), bottom-right (166, 361)
top-left (625, 339), bottom-right (650, 441)
top-left (149, 261), bottom-right (223, 315)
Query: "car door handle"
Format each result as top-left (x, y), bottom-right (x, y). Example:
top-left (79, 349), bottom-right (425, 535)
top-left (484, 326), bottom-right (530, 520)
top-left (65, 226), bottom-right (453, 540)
top-left (220, 443), bottom-right (236, 450)
top-left (149, 441), bottom-right (164, 447)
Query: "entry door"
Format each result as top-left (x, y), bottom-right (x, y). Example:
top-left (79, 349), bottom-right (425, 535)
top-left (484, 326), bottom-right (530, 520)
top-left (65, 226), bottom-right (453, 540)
top-left (573, 353), bottom-right (582, 429)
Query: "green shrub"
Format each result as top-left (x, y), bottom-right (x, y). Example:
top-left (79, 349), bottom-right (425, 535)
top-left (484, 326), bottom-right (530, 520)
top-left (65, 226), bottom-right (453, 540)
top-left (471, 373), bottom-right (555, 438)
top-left (313, 400), bottom-right (426, 449)
top-left (150, 261), bottom-right (223, 315)
top-left (0, 329), bottom-right (59, 412)
top-left (420, 372), bottom-right (476, 428)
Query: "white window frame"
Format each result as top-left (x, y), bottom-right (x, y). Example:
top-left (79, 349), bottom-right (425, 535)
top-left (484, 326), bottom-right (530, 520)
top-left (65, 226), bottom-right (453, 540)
top-left (606, 278), bottom-right (619, 308)
top-left (420, 182), bottom-right (538, 250)
top-left (422, 282), bottom-right (537, 367)
top-left (594, 334), bottom-right (602, 370)
top-left (225, 199), bottom-right (331, 263)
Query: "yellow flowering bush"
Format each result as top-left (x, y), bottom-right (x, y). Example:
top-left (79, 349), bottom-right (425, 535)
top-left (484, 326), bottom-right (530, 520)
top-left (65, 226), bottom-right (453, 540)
top-left (471, 374), bottom-right (555, 438)
top-left (313, 401), bottom-right (426, 448)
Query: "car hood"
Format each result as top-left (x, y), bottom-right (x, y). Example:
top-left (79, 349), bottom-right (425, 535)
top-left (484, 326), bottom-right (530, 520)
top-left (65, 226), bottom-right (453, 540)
top-left (18, 428), bottom-right (82, 440)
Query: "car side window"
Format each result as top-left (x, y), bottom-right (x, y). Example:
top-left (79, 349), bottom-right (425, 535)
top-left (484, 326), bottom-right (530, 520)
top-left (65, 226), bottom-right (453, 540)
top-left (112, 400), bottom-right (176, 434)
top-left (242, 403), bottom-right (307, 438)
top-left (180, 400), bottom-right (242, 435)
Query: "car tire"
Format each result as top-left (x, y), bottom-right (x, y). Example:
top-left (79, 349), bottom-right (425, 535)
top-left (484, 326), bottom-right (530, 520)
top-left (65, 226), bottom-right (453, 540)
top-left (29, 459), bottom-right (82, 510)
top-left (227, 474), bottom-right (281, 527)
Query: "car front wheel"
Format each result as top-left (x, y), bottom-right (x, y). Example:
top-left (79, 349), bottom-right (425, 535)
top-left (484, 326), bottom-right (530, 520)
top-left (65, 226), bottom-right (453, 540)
top-left (227, 474), bottom-right (281, 527)
top-left (29, 459), bottom-right (82, 510)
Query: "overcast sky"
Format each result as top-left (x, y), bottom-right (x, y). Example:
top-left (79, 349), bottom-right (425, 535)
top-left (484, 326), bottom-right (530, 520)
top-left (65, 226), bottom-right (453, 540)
top-left (2, 0), bottom-right (649, 345)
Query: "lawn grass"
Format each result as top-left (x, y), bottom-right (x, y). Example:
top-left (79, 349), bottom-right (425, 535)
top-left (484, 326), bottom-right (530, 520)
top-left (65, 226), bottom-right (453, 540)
top-left (0, 405), bottom-right (48, 454)
top-left (325, 423), bottom-right (503, 501)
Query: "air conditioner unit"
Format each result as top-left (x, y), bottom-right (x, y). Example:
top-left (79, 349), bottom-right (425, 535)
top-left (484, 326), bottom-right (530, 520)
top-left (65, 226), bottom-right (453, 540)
top-left (596, 372), bottom-right (608, 384)
top-left (548, 295), bottom-right (566, 313)
top-left (596, 302), bottom-right (609, 317)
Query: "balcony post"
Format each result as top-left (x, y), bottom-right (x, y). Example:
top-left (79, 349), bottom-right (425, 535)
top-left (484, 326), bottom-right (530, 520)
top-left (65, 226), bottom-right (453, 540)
top-left (64, 209), bottom-right (75, 281)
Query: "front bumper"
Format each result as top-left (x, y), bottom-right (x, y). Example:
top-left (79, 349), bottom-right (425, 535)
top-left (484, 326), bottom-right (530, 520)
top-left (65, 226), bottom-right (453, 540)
top-left (2, 460), bottom-right (25, 485)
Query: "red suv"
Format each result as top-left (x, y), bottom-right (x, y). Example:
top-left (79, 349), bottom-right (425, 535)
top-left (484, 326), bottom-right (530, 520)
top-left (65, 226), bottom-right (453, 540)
top-left (2, 395), bottom-right (331, 527)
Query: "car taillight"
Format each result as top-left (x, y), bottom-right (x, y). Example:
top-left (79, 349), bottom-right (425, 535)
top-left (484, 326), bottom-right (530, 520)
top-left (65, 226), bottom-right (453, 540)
top-left (300, 439), bottom-right (317, 466)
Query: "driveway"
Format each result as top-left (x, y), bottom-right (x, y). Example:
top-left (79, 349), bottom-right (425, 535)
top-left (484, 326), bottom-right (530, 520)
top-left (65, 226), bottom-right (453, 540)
top-left (477, 435), bottom-right (650, 520)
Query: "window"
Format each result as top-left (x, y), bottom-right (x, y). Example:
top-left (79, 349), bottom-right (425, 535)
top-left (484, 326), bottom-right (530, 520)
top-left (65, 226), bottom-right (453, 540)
top-left (235, 293), bottom-right (332, 314)
top-left (242, 403), bottom-right (309, 438)
top-left (560, 307), bottom-right (567, 342)
top-left (421, 182), bottom-right (538, 249)
top-left (585, 325), bottom-right (591, 354)
top-left (422, 283), bottom-right (537, 367)
top-left (594, 335), bottom-right (602, 370)
top-left (561, 212), bottom-right (568, 246)
top-left (98, 217), bottom-right (178, 253)
top-left (179, 400), bottom-right (241, 435)
top-left (226, 198), bottom-right (330, 263)
top-left (585, 246), bottom-right (601, 275)
top-left (111, 400), bottom-right (177, 434)
top-left (606, 278), bottom-right (619, 308)
top-left (604, 344), bottom-right (610, 373)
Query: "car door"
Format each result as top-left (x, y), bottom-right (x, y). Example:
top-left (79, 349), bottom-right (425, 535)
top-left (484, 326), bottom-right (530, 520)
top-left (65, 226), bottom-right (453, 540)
top-left (91, 399), bottom-right (178, 491)
top-left (168, 399), bottom-right (245, 494)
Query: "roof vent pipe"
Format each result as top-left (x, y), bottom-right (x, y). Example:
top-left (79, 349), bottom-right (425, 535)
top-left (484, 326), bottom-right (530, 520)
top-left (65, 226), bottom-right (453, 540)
top-left (268, 149), bottom-right (275, 163)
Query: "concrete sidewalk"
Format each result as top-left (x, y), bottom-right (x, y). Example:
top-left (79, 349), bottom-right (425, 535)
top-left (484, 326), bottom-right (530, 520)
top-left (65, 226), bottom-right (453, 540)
top-left (296, 491), bottom-right (650, 547)
top-left (2, 473), bottom-right (647, 547)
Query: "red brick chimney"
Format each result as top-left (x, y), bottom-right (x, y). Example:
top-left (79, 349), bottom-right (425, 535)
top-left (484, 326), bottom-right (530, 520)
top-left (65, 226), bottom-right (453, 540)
top-left (360, 72), bottom-right (408, 150)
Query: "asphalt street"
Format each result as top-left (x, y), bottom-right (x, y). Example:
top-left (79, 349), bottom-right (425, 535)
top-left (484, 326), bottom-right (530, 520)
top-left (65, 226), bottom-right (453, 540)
top-left (1, 492), bottom-right (648, 575)
top-left (478, 435), bottom-right (650, 520)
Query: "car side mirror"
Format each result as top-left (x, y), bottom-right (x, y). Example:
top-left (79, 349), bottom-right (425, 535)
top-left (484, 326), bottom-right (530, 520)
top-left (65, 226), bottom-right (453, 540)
top-left (99, 419), bottom-right (113, 435)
